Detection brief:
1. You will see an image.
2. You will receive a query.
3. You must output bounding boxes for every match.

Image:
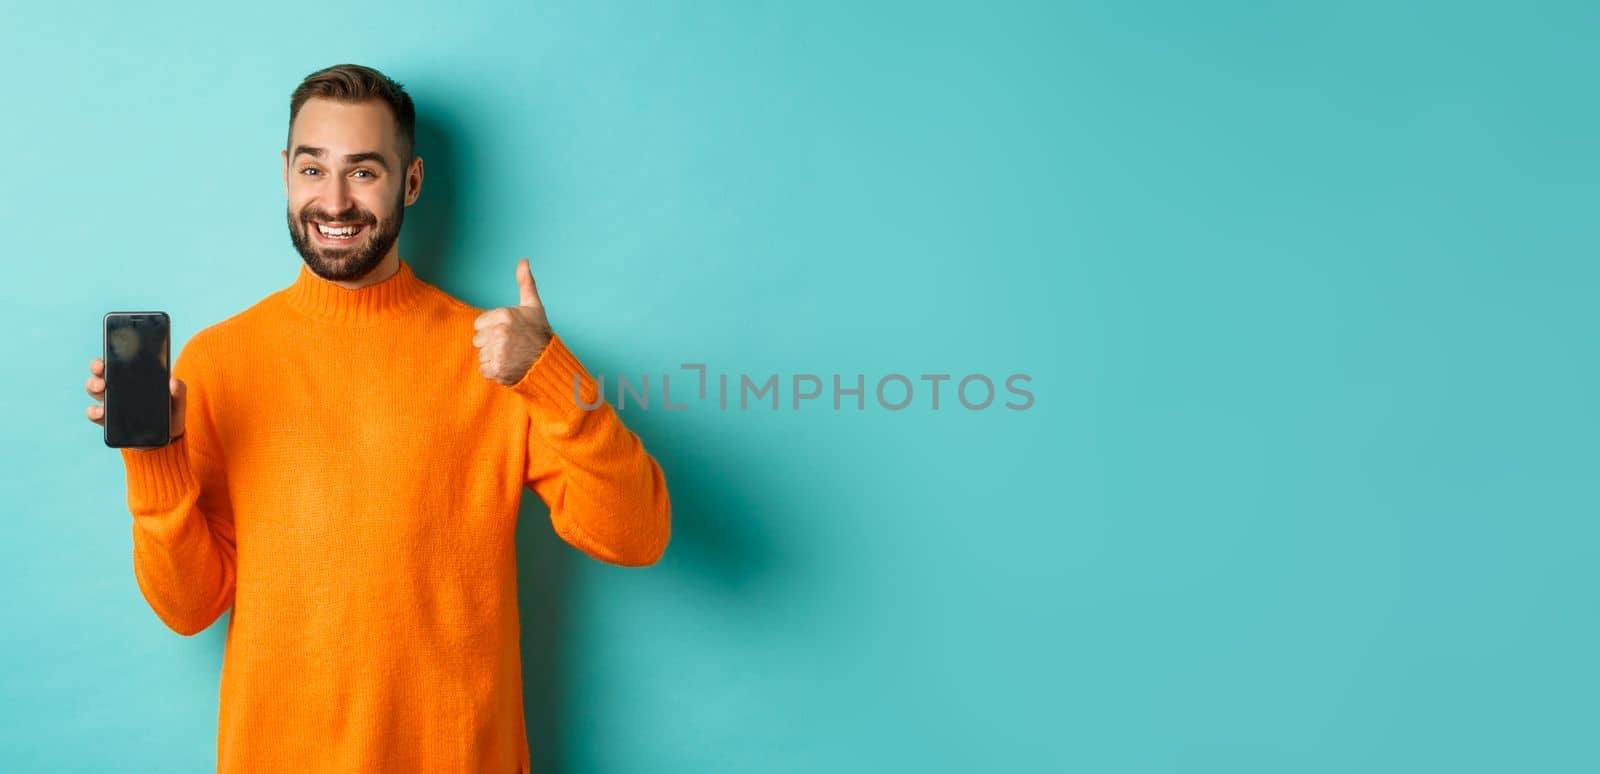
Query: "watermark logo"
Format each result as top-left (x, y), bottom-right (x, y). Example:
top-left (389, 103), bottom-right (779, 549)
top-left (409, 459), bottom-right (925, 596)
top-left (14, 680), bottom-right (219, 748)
top-left (570, 364), bottom-right (1034, 411)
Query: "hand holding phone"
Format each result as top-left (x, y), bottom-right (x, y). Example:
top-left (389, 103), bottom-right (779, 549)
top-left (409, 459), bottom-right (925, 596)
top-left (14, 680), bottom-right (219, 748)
top-left (91, 312), bottom-right (186, 449)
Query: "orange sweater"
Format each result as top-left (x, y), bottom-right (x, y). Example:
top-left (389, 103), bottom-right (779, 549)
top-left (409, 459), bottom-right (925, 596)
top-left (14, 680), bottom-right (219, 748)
top-left (119, 257), bottom-right (671, 773)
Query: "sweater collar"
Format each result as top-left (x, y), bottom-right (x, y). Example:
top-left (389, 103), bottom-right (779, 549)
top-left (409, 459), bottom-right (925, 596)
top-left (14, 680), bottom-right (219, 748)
top-left (281, 257), bottom-right (430, 326)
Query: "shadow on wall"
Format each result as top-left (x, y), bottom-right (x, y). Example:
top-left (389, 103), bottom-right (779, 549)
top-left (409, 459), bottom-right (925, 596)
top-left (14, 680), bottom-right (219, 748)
top-left (511, 409), bottom-right (785, 772)
top-left (514, 498), bottom-right (573, 772)
top-left (405, 104), bottom-right (784, 772)
top-left (400, 112), bottom-right (459, 283)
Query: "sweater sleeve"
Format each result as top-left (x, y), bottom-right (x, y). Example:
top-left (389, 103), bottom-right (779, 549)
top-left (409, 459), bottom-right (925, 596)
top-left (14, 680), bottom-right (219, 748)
top-left (508, 333), bottom-right (671, 567)
top-left (119, 342), bottom-right (237, 636)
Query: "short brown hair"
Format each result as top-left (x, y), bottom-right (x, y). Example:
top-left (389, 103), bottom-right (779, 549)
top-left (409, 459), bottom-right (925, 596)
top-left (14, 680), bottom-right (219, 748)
top-left (288, 63), bottom-right (416, 162)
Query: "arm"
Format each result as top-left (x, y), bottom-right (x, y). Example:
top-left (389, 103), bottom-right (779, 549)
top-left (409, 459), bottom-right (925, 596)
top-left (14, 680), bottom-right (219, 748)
top-left (119, 346), bottom-right (237, 635)
top-left (509, 333), bottom-right (671, 567)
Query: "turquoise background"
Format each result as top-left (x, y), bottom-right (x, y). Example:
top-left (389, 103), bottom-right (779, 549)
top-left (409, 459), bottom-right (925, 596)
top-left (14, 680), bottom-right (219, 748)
top-left (3, 1), bottom-right (1597, 771)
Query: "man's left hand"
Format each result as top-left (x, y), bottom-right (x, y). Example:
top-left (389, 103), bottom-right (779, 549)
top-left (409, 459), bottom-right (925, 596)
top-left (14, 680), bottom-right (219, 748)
top-left (474, 257), bottom-right (554, 386)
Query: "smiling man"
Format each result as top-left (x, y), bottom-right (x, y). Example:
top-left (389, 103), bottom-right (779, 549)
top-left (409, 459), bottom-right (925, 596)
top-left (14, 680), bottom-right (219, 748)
top-left (84, 63), bottom-right (671, 772)
top-left (283, 86), bottom-right (414, 284)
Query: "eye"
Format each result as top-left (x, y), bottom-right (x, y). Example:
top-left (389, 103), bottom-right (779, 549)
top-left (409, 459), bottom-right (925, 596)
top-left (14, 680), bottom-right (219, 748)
top-left (352, 169), bottom-right (374, 179)
top-left (299, 167), bottom-right (320, 176)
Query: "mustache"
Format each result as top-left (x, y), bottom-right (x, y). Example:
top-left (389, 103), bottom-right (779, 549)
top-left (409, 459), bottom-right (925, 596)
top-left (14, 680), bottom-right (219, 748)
top-left (301, 207), bottom-right (376, 225)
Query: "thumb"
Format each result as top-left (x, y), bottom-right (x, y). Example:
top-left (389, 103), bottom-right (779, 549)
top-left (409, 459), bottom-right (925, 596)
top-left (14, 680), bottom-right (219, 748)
top-left (516, 258), bottom-right (540, 308)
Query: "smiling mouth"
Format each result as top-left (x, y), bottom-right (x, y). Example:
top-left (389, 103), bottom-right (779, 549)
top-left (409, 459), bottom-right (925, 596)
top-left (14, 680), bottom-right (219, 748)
top-left (310, 220), bottom-right (369, 243)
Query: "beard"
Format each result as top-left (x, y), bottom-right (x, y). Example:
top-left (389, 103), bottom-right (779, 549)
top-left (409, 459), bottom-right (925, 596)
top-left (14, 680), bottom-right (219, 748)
top-left (287, 188), bottom-right (406, 283)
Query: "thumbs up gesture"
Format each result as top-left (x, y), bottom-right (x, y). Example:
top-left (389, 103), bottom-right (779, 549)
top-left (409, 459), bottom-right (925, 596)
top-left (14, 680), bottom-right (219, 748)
top-left (473, 258), bottom-right (555, 385)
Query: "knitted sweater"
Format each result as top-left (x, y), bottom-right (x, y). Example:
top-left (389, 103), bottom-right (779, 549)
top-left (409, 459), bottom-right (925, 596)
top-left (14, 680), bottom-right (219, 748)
top-left (119, 257), bottom-right (671, 773)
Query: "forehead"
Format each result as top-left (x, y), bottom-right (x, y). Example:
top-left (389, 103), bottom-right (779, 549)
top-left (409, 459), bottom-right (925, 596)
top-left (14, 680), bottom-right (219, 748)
top-left (290, 97), bottom-right (400, 156)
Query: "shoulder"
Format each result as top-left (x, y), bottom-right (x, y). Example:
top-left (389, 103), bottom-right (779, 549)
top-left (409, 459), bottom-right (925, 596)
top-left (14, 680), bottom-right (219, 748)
top-left (171, 295), bottom-right (274, 380)
top-left (432, 286), bottom-right (491, 319)
top-left (426, 286), bottom-right (503, 336)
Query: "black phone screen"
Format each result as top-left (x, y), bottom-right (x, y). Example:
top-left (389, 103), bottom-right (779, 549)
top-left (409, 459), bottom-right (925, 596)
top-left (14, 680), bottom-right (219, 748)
top-left (103, 311), bottom-right (172, 448)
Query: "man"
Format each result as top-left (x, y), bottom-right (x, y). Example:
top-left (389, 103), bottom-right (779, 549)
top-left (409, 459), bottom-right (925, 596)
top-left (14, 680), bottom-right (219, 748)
top-left (82, 63), bottom-right (671, 772)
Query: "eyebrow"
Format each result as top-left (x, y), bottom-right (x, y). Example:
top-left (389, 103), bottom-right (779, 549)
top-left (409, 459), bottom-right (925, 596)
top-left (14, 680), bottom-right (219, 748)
top-left (291, 145), bottom-right (391, 173)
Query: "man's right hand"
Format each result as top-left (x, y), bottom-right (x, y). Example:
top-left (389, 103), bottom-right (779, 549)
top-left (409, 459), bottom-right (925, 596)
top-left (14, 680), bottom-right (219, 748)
top-left (86, 357), bottom-right (187, 444)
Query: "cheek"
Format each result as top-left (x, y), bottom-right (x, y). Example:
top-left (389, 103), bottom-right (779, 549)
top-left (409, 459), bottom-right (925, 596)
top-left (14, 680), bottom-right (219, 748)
top-left (368, 190), bottom-right (403, 219)
top-left (361, 193), bottom-right (388, 213)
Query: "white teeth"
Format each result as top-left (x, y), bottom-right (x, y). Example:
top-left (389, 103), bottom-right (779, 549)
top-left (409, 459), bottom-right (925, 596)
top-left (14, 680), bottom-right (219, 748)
top-left (317, 223), bottom-right (358, 237)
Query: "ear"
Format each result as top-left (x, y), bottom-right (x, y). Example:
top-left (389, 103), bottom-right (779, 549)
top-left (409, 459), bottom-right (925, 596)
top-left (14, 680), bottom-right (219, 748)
top-left (404, 155), bottom-right (424, 206)
top-left (281, 149), bottom-right (290, 193)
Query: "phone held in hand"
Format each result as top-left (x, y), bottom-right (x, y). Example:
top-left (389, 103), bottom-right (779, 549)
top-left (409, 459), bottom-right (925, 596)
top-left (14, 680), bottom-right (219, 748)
top-left (103, 311), bottom-right (172, 449)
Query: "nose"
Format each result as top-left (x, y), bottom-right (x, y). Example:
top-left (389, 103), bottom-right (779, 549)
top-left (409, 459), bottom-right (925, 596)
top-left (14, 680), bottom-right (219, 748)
top-left (322, 177), bottom-right (354, 219)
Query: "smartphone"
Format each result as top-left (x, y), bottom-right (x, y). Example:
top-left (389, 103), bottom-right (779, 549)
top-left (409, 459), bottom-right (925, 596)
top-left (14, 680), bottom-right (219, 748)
top-left (102, 311), bottom-right (172, 448)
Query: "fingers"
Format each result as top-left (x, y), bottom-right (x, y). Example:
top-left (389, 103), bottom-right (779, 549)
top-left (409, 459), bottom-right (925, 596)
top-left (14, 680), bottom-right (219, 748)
top-left (516, 257), bottom-right (541, 308)
top-left (473, 306), bottom-right (514, 331)
top-left (87, 357), bottom-right (106, 426)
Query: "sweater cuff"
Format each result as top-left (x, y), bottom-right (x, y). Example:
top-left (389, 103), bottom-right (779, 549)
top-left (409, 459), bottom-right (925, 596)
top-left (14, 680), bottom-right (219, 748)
top-left (120, 434), bottom-right (199, 514)
top-left (508, 333), bottom-right (603, 418)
